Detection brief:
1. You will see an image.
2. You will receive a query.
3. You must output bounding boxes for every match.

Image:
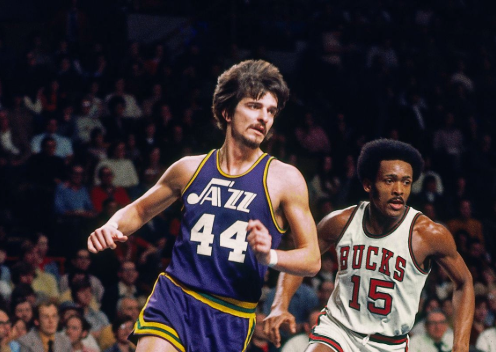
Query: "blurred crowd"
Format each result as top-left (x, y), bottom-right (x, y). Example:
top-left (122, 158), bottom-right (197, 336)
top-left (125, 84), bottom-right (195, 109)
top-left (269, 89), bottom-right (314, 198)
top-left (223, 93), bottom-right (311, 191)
top-left (0, 0), bottom-right (495, 351)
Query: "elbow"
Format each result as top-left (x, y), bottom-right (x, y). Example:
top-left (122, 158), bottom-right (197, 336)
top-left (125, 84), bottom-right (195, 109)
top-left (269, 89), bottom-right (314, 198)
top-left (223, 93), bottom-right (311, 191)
top-left (306, 256), bottom-right (321, 277)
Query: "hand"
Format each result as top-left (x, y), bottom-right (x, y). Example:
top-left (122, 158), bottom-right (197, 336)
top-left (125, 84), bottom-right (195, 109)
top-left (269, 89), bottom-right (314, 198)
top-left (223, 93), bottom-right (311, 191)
top-left (263, 308), bottom-right (296, 348)
top-left (88, 224), bottom-right (128, 253)
top-left (246, 219), bottom-right (272, 265)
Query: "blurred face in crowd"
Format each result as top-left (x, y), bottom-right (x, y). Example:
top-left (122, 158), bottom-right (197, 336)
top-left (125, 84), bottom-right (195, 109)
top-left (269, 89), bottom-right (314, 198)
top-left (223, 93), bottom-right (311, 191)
top-left (0, 310), bottom-right (11, 341)
top-left (425, 311), bottom-right (448, 342)
top-left (65, 316), bottom-right (87, 345)
top-left (119, 298), bottom-right (140, 321)
top-left (73, 249), bottom-right (91, 271)
top-left (116, 320), bottom-right (134, 344)
top-left (15, 302), bottom-right (33, 324)
top-left (11, 319), bottom-right (27, 340)
top-left (119, 262), bottom-right (138, 286)
top-left (37, 304), bottom-right (59, 337)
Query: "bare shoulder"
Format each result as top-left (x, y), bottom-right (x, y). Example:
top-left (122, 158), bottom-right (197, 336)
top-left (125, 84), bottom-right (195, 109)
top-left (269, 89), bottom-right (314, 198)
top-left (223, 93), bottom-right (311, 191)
top-left (158, 154), bottom-right (208, 192)
top-left (318, 206), bottom-right (357, 244)
top-left (266, 159), bottom-right (307, 198)
top-left (412, 214), bottom-right (457, 258)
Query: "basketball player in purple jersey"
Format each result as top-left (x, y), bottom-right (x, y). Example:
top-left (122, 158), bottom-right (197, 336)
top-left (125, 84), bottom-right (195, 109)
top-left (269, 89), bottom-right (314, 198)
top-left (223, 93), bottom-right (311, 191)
top-left (87, 60), bottom-right (320, 351)
top-left (265, 139), bottom-right (474, 352)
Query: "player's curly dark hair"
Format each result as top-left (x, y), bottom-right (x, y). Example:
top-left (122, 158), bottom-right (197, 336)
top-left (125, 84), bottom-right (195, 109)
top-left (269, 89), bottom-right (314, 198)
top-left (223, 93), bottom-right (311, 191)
top-left (211, 60), bottom-right (290, 132)
top-left (357, 139), bottom-right (424, 183)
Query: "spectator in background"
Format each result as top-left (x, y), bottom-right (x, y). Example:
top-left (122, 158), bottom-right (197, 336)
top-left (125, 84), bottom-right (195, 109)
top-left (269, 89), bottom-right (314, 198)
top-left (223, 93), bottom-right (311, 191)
top-left (17, 301), bottom-right (72, 352)
top-left (31, 118), bottom-right (73, 162)
top-left (60, 249), bottom-right (105, 307)
top-left (90, 166), bottom-right (130, 214)
top-left (64, 314), bottom-right (99, 352)
top-left (447, 199), bottom-right (484, 245)
top-left (100, 97), bottom-right (129, 144)
top-left (409, 309), bottom-right (453, 352)
top-left (308, 154), bottom-right (341, 207)
top-left (433, 112), bottom-right (464, 176)
top-left (19, 240), bottom-right (59, 302)
top-left (54, 164), bottom-right (95, 219)
top-left (0, 109), bottom-right (31, 167)
top-left (10, 296), bottom-right (34, 332)
top-left (69, 277), bottom-right (110, 341)
top-left (100, 261), bottom-right (146, 322)
top-left (10, 317), bottom-right (28, 344)
top-left (0, 308), bottom-right (20, 352)
top-left (58, 301), bottom-right (100, 352)
top-left (102, 315), bottom-right (135, 352)
top-left (93, 141), bottom-right (139, 189)
top-left (104, 78), bottom-right (142, 120)
top-left (34, 233), bottom-right (60, 282)
top-left (75, 97), bottom-right (105, 145)
top-left (476, 315), bottom-right (496, 352)
top-left (471, 296), bottom-right (490, 347)
top-left (98, 297), bottom-right (140, 351)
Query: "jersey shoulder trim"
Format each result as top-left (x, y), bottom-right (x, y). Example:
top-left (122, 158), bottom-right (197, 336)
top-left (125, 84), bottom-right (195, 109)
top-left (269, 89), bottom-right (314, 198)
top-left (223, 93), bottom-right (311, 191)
top-left (181, 150), bottom-right (215, 196)
top-left (408, 213), bottom-right (431, 275)
top-left (263, 156), bottom-right (287, 234)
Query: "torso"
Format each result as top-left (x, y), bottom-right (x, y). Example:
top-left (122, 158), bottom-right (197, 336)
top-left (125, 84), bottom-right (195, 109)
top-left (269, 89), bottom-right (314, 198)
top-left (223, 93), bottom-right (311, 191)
top-left (327, 201), bottom-right (429, 336)
top-left (166, 149), bottom-right (285, 302)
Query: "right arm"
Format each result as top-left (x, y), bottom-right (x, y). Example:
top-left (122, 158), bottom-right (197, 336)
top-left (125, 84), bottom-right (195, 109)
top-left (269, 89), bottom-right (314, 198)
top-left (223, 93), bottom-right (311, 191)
top-left (87, 155), bottom-right (203, 253)
top-left (263, 207), bottom-right (354, 347)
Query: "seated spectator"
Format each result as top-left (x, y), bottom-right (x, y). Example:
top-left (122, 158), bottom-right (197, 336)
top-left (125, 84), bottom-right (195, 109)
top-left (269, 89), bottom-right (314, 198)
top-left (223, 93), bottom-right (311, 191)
top-left (54, 164), bottom-right (96, 219)
top-left (58, 301), bottom-right (100, 352)
top-left (409, 309), bottom-right (454, 352)
top-left (64, 313), bottom-right (99, 352)
top-left (69, 277), bottom-right (110, 340)
top-left (19, 240), bottom-right (59, 302)
top-left (17, 301), bottom-right (72, 352)
top-left (93, 142), bottom-right (139, 189)
top-left (104, 77), bottom-right (142, 120)
top-left (102, 315), bottom-right (135, 352)
top-left (10, 296), bottom-right (34, 332)
top-left (476, 314), bottom-right (496, 352)
top-left (447, 199), bottom-right (484, 245)
top-left (100, 261), bottom-right (147, 322)
top-left (308, 154), bottom-right (341, 207)
top-left (60, 249), bottom-right (105, 309)
top-left (471, 296), bottom-right (491, 346)
top-left (75, 97), bottom-right (106, 145)
top-left (0, 245), bottom-right (11, 301)
top-left (0, 308), bottom-right (20, 352)
top-left (10, 317), bottom-right (28, 342)
top-left (410, 297), bottom-right (445, 336)
top-left (31, 117), bottom-right (73, 161)
top-left (0, 108), bottom-right (31, 167)
top-left (98, 297), bottom-right (140, 351)
top-left (90, 166), bottom-right (130, 214)
top-left (33, 233), bottom-right (60, 282)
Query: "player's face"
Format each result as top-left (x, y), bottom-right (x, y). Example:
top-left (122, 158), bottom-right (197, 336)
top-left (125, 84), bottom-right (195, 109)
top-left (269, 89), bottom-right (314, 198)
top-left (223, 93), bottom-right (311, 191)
top-left (364, 160), bottom-right (413, 219)
top-left (227, 93), bottom-right (277, 149)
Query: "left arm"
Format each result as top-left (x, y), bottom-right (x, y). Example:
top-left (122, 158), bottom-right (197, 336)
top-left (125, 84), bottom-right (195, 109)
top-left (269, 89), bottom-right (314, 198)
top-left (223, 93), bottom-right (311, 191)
top-left (247, 161), bottom-right (320, 276)
top-left (415, 217), bottom-right (474, 352)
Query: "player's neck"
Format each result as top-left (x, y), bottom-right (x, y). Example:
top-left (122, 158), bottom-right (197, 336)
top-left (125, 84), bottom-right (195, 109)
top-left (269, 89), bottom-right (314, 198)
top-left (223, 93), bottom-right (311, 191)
top-left (366, 205), bottom-right (405, 234)
top-left (218, 142), bottom-right (263, 175)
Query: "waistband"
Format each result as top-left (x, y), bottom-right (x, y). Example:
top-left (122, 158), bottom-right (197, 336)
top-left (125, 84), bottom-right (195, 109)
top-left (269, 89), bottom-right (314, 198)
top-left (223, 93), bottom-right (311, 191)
top-left (165, 273), bottom-right (257, 318)
top-left (355, 331), bottom-right (408, 345)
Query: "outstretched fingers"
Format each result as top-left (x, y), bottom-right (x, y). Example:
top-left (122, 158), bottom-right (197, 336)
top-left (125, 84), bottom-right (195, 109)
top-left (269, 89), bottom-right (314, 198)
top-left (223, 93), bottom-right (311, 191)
top-left (263, 312), bottom-right (296, 348)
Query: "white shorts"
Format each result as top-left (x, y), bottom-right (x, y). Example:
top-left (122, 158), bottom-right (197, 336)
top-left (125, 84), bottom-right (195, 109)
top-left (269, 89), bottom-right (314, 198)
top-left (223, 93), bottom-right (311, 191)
top-left (309, 309), bottom-right (409, 352)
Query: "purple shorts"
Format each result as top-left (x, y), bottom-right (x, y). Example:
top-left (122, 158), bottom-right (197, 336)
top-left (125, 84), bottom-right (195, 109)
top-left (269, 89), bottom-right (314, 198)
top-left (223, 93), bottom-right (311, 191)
top-left (129, 273), bottom-right (257, 352)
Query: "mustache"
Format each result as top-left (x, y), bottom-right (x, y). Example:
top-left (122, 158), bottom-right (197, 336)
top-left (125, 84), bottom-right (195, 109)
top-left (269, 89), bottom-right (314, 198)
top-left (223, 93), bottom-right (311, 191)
top-left (389, 197), bottom-right (405, 204)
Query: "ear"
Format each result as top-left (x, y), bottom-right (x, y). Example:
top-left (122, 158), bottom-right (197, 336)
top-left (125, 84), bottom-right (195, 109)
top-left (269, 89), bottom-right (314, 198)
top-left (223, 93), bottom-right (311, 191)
top-left (362, 179), bottom-right (372, 193)
top-left (222, 110), bottom-right (231, 123)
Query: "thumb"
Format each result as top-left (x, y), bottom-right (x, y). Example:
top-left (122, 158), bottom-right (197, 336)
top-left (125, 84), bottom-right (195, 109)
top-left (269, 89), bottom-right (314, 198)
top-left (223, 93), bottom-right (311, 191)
top-left (114, 231), bottom-right (128, 242)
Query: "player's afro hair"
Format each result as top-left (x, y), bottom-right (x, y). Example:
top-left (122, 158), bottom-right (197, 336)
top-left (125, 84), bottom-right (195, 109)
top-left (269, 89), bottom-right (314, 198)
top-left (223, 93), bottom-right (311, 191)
top-left (357, 139), bottom-right (424, 183)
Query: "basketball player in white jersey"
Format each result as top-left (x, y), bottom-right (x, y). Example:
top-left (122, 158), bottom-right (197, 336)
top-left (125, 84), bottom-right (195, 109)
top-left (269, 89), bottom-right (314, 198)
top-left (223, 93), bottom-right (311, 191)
top-left (264, 139), bottom-right (474, 352)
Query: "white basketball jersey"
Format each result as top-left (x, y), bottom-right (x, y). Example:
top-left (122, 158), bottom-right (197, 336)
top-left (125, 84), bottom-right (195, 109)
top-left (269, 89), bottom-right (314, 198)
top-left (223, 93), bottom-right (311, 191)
top-left (327, 201), bottom-right (429, 337)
